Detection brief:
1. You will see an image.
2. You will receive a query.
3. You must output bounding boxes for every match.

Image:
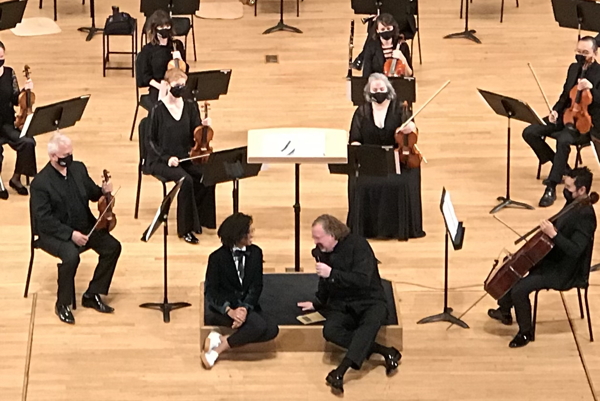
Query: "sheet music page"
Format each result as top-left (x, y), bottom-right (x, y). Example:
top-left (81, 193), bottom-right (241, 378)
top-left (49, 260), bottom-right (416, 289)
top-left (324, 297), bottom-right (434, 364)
top-left (442, 191), bottom-right (459, 241)
top-left (262, 131), bottom-right (326, 158)
top-left (19, 113), bottom-right (34, 138)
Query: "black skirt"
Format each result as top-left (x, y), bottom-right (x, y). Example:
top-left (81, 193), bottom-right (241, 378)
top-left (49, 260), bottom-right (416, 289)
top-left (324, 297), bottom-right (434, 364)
top-left (347, 166), bottom-right (425, 240)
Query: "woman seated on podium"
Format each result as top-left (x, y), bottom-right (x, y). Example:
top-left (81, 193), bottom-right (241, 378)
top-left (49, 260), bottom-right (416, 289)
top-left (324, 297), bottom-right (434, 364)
top-left (136, 10), bottom-right (187, 110)
top-left (348, 73), bottom-right (425, 240)
top-left (202, 213), bottom-right (279, 369)
top-left (361, 13), bottom-right (413, 78)
top-left (146, 68), bottom-right (215, 245)
top-left (0, 41), bottom-right (36, 200)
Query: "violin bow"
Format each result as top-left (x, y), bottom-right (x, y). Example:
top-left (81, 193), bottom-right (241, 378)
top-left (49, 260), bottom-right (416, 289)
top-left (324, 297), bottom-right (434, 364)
top-left (87, 186), bottom-right (121, 237)
top-left (178, 153), bottom-right (211, 163)
top-left (399, 80), bottom-right (451, 129)
top-left (527, 63), bottom-right (553, 114)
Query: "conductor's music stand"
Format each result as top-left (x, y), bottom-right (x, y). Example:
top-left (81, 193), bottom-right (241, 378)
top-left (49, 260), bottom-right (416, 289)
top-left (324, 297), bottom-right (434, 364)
top-left (201, 146), bottom-right (262, 214)
top-left (263, 0), bottom-right (302, 35)
top-left (20, 95), bottom-right (91, 138)
top-left (551, 0), bottom-right (600, 40)
top-left (478, 89), bottom-right (541, 214)
top-left (0, 0), bottom-right (27, 32)
top-left (350, 76), bottom-right (416, 106)
top-left (186, 70), bottom-right (232, 102)
top-left (139, 177), bottom-right (190, 323)
top-left (329, 144), bottom-right (396, 235)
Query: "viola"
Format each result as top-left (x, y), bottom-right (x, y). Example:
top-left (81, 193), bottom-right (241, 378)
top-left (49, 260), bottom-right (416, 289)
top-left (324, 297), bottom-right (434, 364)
top-left (484, 192), bottom-right (599, 300)
top-left (96, 170), bottom-right (117, 232)
top-left (167, 41), bottom-right (188, 71)
top-left (15, 65), bottom-right (35, 130)
top-left (383, 36), bottom-right (407, 77)
top-left (394, 101), bottom-right (422, 168)
top-left (562, 65), bottom-right (593, 134)
top-left (189, 101), bottom-right (214, 165)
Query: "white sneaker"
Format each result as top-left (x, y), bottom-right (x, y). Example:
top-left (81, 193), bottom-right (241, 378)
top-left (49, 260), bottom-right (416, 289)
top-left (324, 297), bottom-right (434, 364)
top-left (204, 331), bottom-right (222, 352)
top-left (201, 349), bottom-right (219, 369)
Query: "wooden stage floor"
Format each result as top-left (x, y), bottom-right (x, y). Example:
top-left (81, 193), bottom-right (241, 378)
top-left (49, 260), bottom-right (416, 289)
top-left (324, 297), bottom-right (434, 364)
top-left (2, 0), bottom-right (600, 399)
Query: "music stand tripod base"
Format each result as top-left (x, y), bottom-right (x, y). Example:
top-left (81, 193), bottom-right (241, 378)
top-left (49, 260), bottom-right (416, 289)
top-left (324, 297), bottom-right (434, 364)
top-left (78, 26), bottom-right (103, 41)
top-left (139, 301), bottom-right (191, 323)
top-left (490, 196), bottom-right (535, 214)
top-left (444, 30), bottom-right (481, 44)
top-left (417, 307), bottom-right (469, 329)
top-left (263, 21), bottom-right (302, 34)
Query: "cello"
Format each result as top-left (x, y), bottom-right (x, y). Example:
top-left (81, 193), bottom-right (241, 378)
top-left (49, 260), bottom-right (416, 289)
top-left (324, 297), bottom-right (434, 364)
top-left (15, 65), bottom-right (35, 130)
top-left (484, 191), bottom-right (599, 300)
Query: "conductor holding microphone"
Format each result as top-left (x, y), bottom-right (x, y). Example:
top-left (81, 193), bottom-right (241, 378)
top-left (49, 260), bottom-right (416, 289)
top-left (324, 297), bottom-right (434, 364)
top-left (297, 214), bottom-right (401, 394)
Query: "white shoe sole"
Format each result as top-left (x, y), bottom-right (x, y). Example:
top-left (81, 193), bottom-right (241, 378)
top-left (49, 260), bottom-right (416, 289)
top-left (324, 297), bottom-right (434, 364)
top-left (201, 352), bottom-right (214, 369)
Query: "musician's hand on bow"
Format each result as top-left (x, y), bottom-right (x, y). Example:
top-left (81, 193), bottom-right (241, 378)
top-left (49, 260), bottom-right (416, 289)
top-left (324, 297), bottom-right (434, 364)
top-left (101, 179), bottom-right (113, 194)
top-left (316, 262), bottom-right (332, 278)
top-left (392, 48), bottom-right (406, 61)
top-left (399, 122), bottom-right (416, 135)
top-left (202, 117), bottom-right (212, 127)
top-left (23, 79), bottom-right (33, 91)
top-left (578, 78), bottom-right (593, 91)
top-left (539, 220), bottom-right (557, 239)
top-left (71, 231), bottom-right (89, 246)
top-left (168, 156), bottom-right (179, 167)
top-left (297, 301), bottom-right (315, 311)
top-left (548, 110), bottom-right (559, 124)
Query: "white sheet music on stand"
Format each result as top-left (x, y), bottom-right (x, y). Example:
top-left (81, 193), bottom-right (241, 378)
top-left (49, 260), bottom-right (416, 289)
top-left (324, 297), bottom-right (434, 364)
top-left (441, 189), bottom-right (459, 242)
top-left (19, 113), bottom-right (34, 138)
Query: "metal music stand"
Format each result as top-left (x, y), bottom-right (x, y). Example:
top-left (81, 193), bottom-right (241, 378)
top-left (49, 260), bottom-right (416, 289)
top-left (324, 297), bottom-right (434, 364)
top-left (551, 0), bottom-right (600, 40)
top-left (445, 0), bottom-right (480, 44)
top-left (185, 70), bottom-right (232, 102)
top-left (139, 177), bottom-right (190, 323)
top-left (77, 0), bottom-right (103, 41)
top-left (20, 95), bottom-right (91, 138)
top-left (263, 0), bottom-right (302, 35)
top-left (350, 76), bottom-right (416, 106)
top-left (478, 89), bottom-right (541, 214)
top-left (201, 147), bottom-right (262, 214)
top-left (0, 0), bottom-right (26, 31)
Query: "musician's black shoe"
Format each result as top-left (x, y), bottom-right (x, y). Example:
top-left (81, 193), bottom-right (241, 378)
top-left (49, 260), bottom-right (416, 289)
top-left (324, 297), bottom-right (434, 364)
top-left (352, 57), bottom-right (363, 71)
top-left (326, 370), bottom-right (344, 394)
top-left (181, 232), bottom-right (199, 244)
top-left (55, 303), bottom-right (75, 324)
top-left (538, 186), bottom-right (556, 208)
top-left (509, 331), bottom-right (532, 348)
top-left (0, 188), bottom-right (7, 200)
top-left (82, 293), bottom-right (114, 313)
top-left (487, 308), bottom-right (513, 325)
top-left (9, 179), bottom-right (28, 195)
top-left (383, 347), bottom-right (402, 376)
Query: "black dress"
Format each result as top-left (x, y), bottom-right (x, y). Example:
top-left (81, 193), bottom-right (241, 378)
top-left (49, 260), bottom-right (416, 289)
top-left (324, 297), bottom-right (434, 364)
top-left (146, 99), bottom-right (216, 236)
top-left (0, 66), bottom-right (36, 177)
top-left (348, 100), bottom-right (425, 240)
top-left (362, 38), bottom-right (412, 78)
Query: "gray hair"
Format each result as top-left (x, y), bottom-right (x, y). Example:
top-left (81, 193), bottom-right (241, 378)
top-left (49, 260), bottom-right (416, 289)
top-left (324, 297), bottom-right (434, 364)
top-left (363, 73), bottom-right (396, 102)
top-left (47, 133), bottom-right (71, 156)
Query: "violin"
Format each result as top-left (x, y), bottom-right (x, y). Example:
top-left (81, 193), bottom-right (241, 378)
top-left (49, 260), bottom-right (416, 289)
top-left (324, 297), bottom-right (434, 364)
top-left (383, 35), bottom-right (407, 77)
top-left (394, 101), bottom-right (422, 168)
top-left (189, 102), bottom-right (214, 165)
top-left (167, 41), bottom-right (188, 71)
top-left (96, 170), bottom-right (117, 232)
top-left (563, 65), bottom-right (593, 134)
top-left (15, 65), bottom-right (35, 130)
top-left (484, 192), bottom-right (599, 300)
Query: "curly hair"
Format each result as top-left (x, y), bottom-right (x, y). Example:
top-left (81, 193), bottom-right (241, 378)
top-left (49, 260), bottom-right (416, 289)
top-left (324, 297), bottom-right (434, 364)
top-left (217, 213), bottom-right (253, 248)
top-left (312, 214), bottom-right (350, 240)
top-left (568, 166), bottom-right (593, 194)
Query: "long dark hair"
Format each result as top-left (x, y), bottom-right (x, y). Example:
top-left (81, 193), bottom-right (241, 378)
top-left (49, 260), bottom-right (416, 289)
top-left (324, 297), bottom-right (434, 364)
top-left (218, 213), bottom-right (253, 248)
top-left (146, 10), bottom-right (173, 45)
top-left (371, 13), bottom-right (400, 41)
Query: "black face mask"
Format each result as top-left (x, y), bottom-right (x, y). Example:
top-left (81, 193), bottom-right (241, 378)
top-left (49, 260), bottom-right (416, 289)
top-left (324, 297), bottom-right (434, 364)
top-left (0, 60), bottom-right (5, 68)
top-left (170, 85), bottom-right (185, 98)
top-left (370, 91), bottom-right (389, 104)
top-left (378, 29), bottom-right (395, 41)
top-left (57, 154), bottom-right (73, 168)
top-left (575, 54), bottom-right (587, 65)
top-left (157, 28), bottom-right (171, 39)
top-left (563, 188), bottom-right (575, 204)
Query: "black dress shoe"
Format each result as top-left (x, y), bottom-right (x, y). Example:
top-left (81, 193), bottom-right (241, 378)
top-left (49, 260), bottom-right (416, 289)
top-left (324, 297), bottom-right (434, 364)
top-left (82, 293), bottom-right (114, 313)
top-left (326, 370), bottom-right (344, 394)
top-left (538, 186), bottom-right (556, 208)
top-left (55, 303), bottom-right (75, 324)
top-left (509, 332), bottom-right (532, 348)
top-left (181, 232), bottom-right (199, 244)
top-left (0, 188), bottom-right (7, 200)
top-left (383, 347), bottom-right (402, 376)
top-left (487, 308), bottom-right (513, 325)
top-left (9, 179), bottom-right (28, 195)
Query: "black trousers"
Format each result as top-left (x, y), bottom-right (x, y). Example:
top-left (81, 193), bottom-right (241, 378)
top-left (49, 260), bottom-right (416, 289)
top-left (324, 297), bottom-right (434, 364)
top-left (522, 119), bottom-right (580, 185)
top-left (323, 300), bottom-right (388, 369)
top-left (208, 310), bottom-right (279, 348)
top-left (0, 123), bottom-right (37, 177)
top-left (147, 161), bottom-right (216, 236)
top-left (498, 271), bottom-right (556, 334)
top-left (37, 229), bottom-right (121, 306)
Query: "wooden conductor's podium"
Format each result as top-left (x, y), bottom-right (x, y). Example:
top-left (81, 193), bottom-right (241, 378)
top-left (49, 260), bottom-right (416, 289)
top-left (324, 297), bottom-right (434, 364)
top-left (247, 128), bottom-right (348, 272)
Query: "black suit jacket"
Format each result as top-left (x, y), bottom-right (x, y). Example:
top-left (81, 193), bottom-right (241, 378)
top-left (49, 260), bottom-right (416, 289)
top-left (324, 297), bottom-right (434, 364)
top-left (535, 202), bottom-right (596, 290)
top-left (553, 61), bottom-right (600, 135)
top-left (29, 161), bottom-right (102, 242)
top-left (204, 244), bottom-right (264, 314)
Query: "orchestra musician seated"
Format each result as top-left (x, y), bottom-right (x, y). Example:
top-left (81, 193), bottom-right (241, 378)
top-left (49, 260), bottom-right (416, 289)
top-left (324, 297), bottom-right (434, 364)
top-left (488, 167), bottom-right (596, 348)
top-left (522, 36), bottom-right (600, 207)
top-left (348, 73), bottom-right (425, 240)
top-left (0, 41), bottom-right (36, 199)
top-left (145, 68), bottom-right (216, 245)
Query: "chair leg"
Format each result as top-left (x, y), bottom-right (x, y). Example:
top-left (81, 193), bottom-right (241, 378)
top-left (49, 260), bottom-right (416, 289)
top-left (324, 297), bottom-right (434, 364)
top-left (254, 0), bottom-right (257, 17)
top-left (39, 0), bottom-right (42, 10)
top-left (417, 28), bottom-right (422, 65)
top-left (82, 0), bottom-right (85, 4)
top-left (515, 0), bottom-right (519, 7)
top-left (500, 0), bottom-right (504, 23)
top-left (577, 288), bottom-right (584, 319)
top-left (72, 288), bottom-right (77, 310)
top-left (103, 35), bottom-right (107, 78)
top-left (296, 0), bottom-right (299, 17)
top-left (584, 288), bottom-right (594, 342)
top-left (532, 290), bottom-right (540, 341)
top-left (460, 0), bottom-right (463, 19)
top-left (130, 103), bottom-right (140, 141)
top-left (24, 243), bottom-right (35, 298)
top-left (135, 166), bottom-right (143, 219)
top-left (536, 162), bottom-right (542, 180)
top-left (575, 146), bottom-right (583, 168)
top-left (191, 16), bottom-right (197, 62)
top-left (162, 183), bottom-right (168, 235)
top-left (53, 0), bottom-right (57, 21)
top-left (26, 176), bottom-right (30, 186)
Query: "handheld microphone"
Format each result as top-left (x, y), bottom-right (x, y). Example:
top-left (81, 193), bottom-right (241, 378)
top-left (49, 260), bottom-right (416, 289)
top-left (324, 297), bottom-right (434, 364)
top-left (311, 248), bottom-right (321, 263)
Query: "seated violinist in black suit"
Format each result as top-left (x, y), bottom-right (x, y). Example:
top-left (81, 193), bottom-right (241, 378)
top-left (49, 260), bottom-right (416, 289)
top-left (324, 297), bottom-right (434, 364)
top-left (201, 213), bottom-right (279, 369)
top-left (488, 167), bottom-right (597, 348)
top-left (522, 36), bottom-right (600, 207)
